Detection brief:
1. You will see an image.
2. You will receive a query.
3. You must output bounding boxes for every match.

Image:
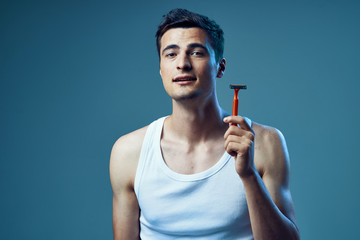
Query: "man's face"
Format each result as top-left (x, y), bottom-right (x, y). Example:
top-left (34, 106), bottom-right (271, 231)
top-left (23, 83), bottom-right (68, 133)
top-left (159, 27), bottom-right (224, 102)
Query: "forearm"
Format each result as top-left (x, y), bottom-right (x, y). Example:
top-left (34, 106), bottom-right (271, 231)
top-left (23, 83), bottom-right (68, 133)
top-left (242, 172), bottom-right (299, 240)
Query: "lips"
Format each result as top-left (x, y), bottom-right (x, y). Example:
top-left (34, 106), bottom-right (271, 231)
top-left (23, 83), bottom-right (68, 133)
top-left (173, 75), bottom-right (197, 82)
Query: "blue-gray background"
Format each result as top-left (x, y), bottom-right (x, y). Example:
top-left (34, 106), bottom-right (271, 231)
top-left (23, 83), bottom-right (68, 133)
top-left (1, 0), bottom-right (359, 239)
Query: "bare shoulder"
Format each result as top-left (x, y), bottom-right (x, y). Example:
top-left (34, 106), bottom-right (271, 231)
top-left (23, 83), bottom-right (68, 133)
top-left (252, 122), bottom-right (290, 183)
top-left (252, 122), bottom-right (288, 156)
top-left (109, 126), bottom-right (149, 192)
top-left (251, 121), bottom-right (297, 226)
top-left (110, 126), bottom-right (148, 238)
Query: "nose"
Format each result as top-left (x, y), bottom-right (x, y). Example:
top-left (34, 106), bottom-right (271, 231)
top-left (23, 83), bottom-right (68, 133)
top-left (177, 53), bottom-right (192, 71)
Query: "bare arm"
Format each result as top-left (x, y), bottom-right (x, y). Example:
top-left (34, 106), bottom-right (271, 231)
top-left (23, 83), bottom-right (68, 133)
top-left (110, 128), bottom-right (147, 240)
top-left (224, 116), bottom-right (299, 240)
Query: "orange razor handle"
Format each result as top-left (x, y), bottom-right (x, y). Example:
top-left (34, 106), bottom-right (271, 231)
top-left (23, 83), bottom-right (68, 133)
top-left (229, 84), bottom-right (247, 126)
top-left (232, 88), bottom-right (239, 116)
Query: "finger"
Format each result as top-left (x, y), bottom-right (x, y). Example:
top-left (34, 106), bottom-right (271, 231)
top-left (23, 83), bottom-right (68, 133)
top-left (224, 139), bottom-right (252, 158)
top-left (224, 135), bottom-right (243, 148)
top-left (224, 125), bottom-right (241, 139)
top-left (224, 141), bottom-right (241, 156)
top-left (224, 125), bottom-right (255, 141)
top-left (225, 141), bottom-right (252, 157)
top-left (225, 136), bottom-right (253, 150)
top-left (223, 116), bottom-right (253, 132)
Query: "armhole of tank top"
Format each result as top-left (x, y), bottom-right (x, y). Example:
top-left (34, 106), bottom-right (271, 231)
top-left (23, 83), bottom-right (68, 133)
top-left (134, 123), bottom-right (153, 198)
top-left (134, 117), bottom-right (165, 198)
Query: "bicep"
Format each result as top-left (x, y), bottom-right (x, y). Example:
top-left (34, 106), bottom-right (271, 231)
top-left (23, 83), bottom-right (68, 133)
top-left (112, 189), bottom-right (140, 240)
top-left (261, 128), bottom-right (297, 224)
top-left (110, 137), bottom-right (140, 240)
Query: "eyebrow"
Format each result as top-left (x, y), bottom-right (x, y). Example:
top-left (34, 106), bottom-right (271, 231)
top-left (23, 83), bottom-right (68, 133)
top-left (162, 44), bottom-right (179, 55)
top-left (161, 43), bottom-right (208, 55)
top-left (187, 43), bottom-right (208, 52)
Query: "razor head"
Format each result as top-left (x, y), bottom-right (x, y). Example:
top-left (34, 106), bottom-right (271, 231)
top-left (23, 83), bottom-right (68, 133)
top-left (230, 84), bottom-right (247, 90)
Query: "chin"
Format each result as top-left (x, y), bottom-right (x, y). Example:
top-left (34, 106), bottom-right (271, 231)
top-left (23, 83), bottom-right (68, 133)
top-left (172, 91), bottom-right (203, 101)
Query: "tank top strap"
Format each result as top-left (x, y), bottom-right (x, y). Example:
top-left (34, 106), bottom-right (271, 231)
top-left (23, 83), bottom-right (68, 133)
top-left (134, 116), bottom-right (167, 196)
top-left (243, 116), bottom-right (252, 128)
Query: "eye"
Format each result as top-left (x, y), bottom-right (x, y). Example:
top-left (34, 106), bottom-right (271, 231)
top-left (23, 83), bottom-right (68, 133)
top-left (165, 52), bottom-right (176, 58)
top-left (191, 51), bottom-right (204, 56)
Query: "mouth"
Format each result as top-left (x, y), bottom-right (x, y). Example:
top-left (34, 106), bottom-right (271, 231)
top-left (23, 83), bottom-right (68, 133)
top-left (173, 76), bottom-right (197, 82)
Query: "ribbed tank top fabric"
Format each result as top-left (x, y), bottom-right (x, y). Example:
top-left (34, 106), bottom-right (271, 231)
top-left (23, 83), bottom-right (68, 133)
top-left (134, 116), bottom-right (254, 240)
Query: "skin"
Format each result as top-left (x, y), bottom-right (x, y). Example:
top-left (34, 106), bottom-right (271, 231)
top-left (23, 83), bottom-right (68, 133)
top-left (110, 27), bottom-right (300, 239)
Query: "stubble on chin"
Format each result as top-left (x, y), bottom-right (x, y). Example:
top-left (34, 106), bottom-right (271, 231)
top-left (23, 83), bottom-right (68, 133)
top-left (170, 87), bottom-right (203, 102)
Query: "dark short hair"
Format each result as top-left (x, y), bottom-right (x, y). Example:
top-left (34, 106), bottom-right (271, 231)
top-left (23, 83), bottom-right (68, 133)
top-left (156, 8), bottom-right (224, 63)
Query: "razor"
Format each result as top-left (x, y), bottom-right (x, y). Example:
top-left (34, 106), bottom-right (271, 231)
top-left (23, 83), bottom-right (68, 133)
top-left (229, 84), bottom-right (247, 118)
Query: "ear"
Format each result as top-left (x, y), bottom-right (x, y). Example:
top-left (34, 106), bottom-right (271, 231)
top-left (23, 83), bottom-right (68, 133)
top-left (159, 69), bottom-right (162, 77)
top-left (216, 58), bottom-right (226, 78)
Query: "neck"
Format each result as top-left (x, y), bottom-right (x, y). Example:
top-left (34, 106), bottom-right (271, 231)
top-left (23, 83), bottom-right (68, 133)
top-left (165, 94), bottom-right (229, 144)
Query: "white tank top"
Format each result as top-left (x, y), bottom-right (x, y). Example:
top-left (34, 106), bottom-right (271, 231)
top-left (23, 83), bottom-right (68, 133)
top-left (134, 116), bottom-right (254, 240)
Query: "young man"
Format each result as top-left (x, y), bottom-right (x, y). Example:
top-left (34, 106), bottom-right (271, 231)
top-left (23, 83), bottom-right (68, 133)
top-left (110, 9), bottom-right (299, 240)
